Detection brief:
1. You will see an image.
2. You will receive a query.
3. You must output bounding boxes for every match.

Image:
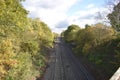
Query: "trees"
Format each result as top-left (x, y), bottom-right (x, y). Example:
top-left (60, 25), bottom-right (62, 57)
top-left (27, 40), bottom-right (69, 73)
top-left (85, 24), bottom-right (91, 28)
top-left (29, 18), bottom-right (54, 48)
top-left (75, 27), bottom-right (96, 54)
top-left (62, 1), bottom-right (120, 78)
top-left (63, 23), bottom-right (117, 79)
top-left (74, 23), bottom-right (115, 54)
top-left (64, 24), bottom-right (80, 42)
top-left (108, 2), bottom-right (120, 31)
top-left (107, 1), bottom-right (120, 68)
top-left (0, 0), bottom-right (54, 80)
top-left (0, 0), bottom-right (28, 27)
top-left (92, 23), bottom-right (115, 45)
top-left (0, 1), bottom-right (28, 79)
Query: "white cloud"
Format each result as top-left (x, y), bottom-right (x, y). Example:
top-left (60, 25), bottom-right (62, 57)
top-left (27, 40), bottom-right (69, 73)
top-left (52, 27), bottom-right (67, 33)
top-left (67, 6), bottom-right (108, 28)
top-left (22, 0), bottom-right (107, 33)
top-left (67, 8), bottom-right (97, 28)
top-left (22, 0), bottom-right (79, 33)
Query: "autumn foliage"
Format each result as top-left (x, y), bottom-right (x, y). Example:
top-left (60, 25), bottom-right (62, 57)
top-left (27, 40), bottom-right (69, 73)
top-left (0, 0), bottom-right (54, 80)
top-left (62, 23), bottom-right (120, 79)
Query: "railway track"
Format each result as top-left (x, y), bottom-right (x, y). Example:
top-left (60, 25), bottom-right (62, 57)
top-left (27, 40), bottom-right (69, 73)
top-left (43, 37), bottom-right (95, 80)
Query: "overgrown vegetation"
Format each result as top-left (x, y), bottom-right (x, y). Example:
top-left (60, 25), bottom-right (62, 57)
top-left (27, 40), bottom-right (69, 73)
top-left (62, 2), bottom-right (120, 80)
top-left (0, 0), bottom-right (54, 80)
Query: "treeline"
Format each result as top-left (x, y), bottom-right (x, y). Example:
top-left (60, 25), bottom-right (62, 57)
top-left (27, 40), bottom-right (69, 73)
top-left (0, 0), bottom-right (54, 80)
top-left (62, 2), bottom-right (120, 80)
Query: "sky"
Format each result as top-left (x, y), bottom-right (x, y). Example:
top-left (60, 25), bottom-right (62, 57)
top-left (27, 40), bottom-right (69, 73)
top-left (22, 0), bottom-right (107, 33)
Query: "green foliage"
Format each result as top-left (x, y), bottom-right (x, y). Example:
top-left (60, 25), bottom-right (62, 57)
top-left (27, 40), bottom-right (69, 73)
top-left (29, 18), bottom-right (54, 48)
top-left (108, 2), bottom-right (120, 31)
top-left (0, 0), bottom-right (28, 28)
top-left (53, 32), bottom-right (59, 39)
top-left (20, 41), bottom-right (39, 56)
top-left (114, 41), bottom-right (120, 66)
top-left (63, 23), bottom-right (119, 78)
top-left (6, 52), bottom-right (36, 80)
top-left (64, 24), bottom-right (80, 42)
top-left (85, 24), bottom-right (91, 28)
top-left (75, 27), bottom-right (95, 50)
top-left (0, 0), bottom-right (54, 80)
top-left (93, 23), bottom-right (115, 45)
